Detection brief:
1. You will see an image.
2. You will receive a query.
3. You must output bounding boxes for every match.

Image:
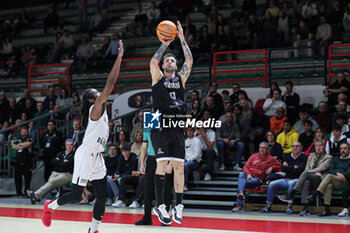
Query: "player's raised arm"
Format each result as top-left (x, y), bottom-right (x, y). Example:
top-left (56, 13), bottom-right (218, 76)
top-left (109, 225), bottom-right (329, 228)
top-left (92, 40), bottom-right (124, 119)
top-left (177, 21), bottom-right (193, 87)
top-left (150, 39), bottom-right (173, 85)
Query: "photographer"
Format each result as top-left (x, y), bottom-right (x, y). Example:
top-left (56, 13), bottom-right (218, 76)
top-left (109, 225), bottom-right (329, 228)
top-left (12, 126), bottom-right (34, 197)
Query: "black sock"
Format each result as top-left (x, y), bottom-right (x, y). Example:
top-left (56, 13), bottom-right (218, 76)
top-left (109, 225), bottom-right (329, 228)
top-left (303, 204), bottom-right (309, 210)
top-left (155, 174), bottom-right (165, 207)
top-left (175, 193), bottom-right (183, 205)
top-left (315, 190), bottom-right (321, 196)
top-left (289, 189), bottom-right (296, 198)
top-left (325, 205), bottom-right (330, 212)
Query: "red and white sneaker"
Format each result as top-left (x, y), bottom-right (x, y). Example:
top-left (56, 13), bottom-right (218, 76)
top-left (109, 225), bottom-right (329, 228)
top-left (88, 228), bottom-right (99, 233)
top-left (42, 200), bottom-right (54, 227)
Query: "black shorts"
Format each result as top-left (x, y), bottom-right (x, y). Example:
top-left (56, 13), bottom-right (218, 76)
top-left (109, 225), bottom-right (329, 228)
top-left (151, 130), bottom-right (185, 162)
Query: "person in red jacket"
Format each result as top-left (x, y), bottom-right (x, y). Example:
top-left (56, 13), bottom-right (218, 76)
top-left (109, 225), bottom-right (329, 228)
top-left (232, 141), bottom-right (281, 212)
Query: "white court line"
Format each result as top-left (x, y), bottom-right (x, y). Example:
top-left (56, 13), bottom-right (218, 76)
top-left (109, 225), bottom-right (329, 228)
top-left (1, 203), bottom-right (349, 225)
top-left (1, 217), bottom-right (264, 233)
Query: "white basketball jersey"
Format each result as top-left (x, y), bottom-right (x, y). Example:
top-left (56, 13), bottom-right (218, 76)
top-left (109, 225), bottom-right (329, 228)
top-left (82, 105), bottom-right (109, 152)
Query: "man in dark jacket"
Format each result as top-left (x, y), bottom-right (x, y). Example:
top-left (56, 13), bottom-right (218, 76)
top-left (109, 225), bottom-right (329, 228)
top-left (216, 112), bottom-right (244, 171)
top-left (261, 141), bottom-right (307, 214)
top-left (12, 126), bottom-right (34, 197)
top-left (40, 120), bottom-right (64, 181)
top-left (308, 142), bottom-right (350, 216)
top-left (106, 143), bottom-right (137, 206)
top-left (27, 139), bottom-right (75, 204)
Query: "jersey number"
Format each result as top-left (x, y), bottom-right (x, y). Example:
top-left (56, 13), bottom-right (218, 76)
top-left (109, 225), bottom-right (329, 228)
top-left (169, 91), bottom-right (176, 100)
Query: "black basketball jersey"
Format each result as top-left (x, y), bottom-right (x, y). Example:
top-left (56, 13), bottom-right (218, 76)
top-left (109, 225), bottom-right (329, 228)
top-left (152, 73), bottom-right (185, 115)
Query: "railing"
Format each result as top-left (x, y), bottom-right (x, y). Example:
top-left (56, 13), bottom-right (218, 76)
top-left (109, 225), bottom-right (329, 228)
top-left (268, 45), bottom-right (328, 86)
top-left (328, 43), bottom-right (350, 84)
top-left (213, 49), bottom-right (268, 87)
top-left (28, 63), bottom-right (70, 92)
top-left (116, 57), bottom-right (152, 88)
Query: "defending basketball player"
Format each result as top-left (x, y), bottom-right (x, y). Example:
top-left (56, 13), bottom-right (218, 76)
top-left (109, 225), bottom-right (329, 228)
top-left (41, 40), bottom-right (124, 233)
top-left (150, 21), bottom-right (193, 225)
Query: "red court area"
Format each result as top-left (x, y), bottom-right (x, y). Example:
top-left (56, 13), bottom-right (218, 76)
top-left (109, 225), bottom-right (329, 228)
top-left (1, 206), bottom-right (350, 233)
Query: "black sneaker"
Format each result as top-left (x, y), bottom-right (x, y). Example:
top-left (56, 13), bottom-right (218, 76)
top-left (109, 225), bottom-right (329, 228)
top-left (27, 190), bottom-right (38, 205)
top-left (135, 217), bottom-right (153, 225)
top-left (153, 204), bottom-right (172, 225)
top-left (260, 206), bottom-right (272, 213)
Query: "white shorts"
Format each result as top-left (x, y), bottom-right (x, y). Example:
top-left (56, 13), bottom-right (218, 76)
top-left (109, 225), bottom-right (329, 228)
top-left (72, 144), bottom-right (107, 186)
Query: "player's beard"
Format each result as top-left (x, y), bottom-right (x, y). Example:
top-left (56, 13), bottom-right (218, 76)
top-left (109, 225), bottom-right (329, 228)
top-left (165, 66), bottom-right (176, 73)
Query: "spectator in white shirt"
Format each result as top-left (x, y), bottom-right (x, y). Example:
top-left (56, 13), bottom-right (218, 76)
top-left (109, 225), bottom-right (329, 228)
top-left (316, 15), bottom-right (332, 46)
top-left (89, 8), bottom-right (104, 38)
top-left (301, 0), bottom-right (318, 22)
top-left (74, 37), bottom-right (95, 65)
top-left (263, 88), bottom-right (286, 117)
top-left (184, 127), bottom-right (202, 190)
top-left (147, 1), bottom-right (160, 34)
top-left (50, 30), bottom-right (75, 63)
top-left (196, 125), bottom-right (217, 181)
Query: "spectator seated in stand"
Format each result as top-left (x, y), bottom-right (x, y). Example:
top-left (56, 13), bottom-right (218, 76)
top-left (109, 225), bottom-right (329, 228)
top-left (282, 139), bottom-right (332, 216)
top-left (293, 20), bottom-right (314, 57)
top-left (195, 125), bottom-right (217, 181)
top-left (263, 88), bottom-right (286, 118)
top-left (73, 37), bottom-right (95, 68)
top-left (232, 142), bottom-right (281, 212)
top-left (315, 15), bottom-right (332, 47)
top-left (269, 107), bottom-right (287, 135)
top-left (89, 8), bottom-right (104, 38)
top-left (184, 126), bottom-right (202, 191)
top-left (105, 144), bottom-right (119, 206)
top-left (261, 141), bottom-right (307, 214)
top-left (294, 109), bottom-right (319, 135)
top-left (332, 101), bottom-right (350, 126)
top-left (298, 120), bottom-right (315, 150)
top-left (146, 1), bottom-right (160, 34)
top-left (313, 101), bottom-right (332, 133)
top-left (307, 142), bottom-right (350, 216)
top-left (113, 143), bottom-right (143, 208)
top-left (67, 119), bottom-right (84, 147)
top-left (107, 143), bottom-right (137, 207)
top-left (27, 139), bottom-right (75, 204)
top-left (277, 119), bottom-right (299, 155)
top-left (266, 130), bottom-right (283, 163)
top-left (50, 30), bottom-right (75, 63)
top-left (282, 81), bottom-right (300, 124)
top-left (326, 125), bottom-right (349, 157)
top-left (130, 111), bottom-right (143, 143)
top-left (216, 112), bottom-right (243, 171)
top-left (323, 72), bottom-right (350, 109)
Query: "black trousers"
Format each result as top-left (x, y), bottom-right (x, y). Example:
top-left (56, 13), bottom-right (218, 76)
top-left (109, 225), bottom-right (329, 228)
top-left (43, 153), bottom-right (53, 182)
top-left (342, 185), bottom-right (350, 208)
top-left (57, 176), bottom-right (107, 221)
top-left (14, 159), bottom-right (32, 195)
top-left (119, 175), bottom-right (144, 202)
top-left (143, 156), bottom-right (173, 221)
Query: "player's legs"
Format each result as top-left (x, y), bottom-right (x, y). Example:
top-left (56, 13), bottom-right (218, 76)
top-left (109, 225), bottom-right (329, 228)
top-left (42, 184), bottom-right (85, 227)
top-left (170, 160), bottom-right (184, 224)
top-left (155, 160), bottom-right (168, 205)
top-left (89, 176), bottom-right (107, 233)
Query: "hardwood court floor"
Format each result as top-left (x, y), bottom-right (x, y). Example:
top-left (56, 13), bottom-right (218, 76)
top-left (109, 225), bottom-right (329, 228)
top-left (1, 201), bottom-right (350, 233)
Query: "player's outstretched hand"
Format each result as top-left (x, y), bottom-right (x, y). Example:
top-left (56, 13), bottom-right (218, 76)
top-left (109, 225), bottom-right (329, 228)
top-left (160, 38), bottom-right (174, 46)
top-left (177, 20), bottom-right (184, 41)
top-left (118, 40), bottom-right (124, 57)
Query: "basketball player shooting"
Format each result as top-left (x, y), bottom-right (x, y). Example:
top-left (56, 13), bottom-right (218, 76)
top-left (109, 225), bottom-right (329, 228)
top-left (41, 40), bottom-right (124, 233)
top-left (150, 21), bottom-right (193, 225)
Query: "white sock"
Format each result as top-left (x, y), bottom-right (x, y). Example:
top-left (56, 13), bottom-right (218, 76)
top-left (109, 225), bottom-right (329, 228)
top-left (90, 218), bottom-right (101, 232)
top-left (48, 200), bottom-right (59, 210)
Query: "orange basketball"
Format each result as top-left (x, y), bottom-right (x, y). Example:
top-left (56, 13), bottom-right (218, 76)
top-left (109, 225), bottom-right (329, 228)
top-left (156, 20), bottom-right (177, 41)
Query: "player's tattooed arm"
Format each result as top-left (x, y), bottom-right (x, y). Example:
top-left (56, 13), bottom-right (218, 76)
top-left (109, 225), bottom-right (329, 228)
top-left (150, 39), bottom-right (174, 84)
top-left (151, 43), bottom-right (168, 63)
top-left (177, 21), bottom-right (193, 84)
